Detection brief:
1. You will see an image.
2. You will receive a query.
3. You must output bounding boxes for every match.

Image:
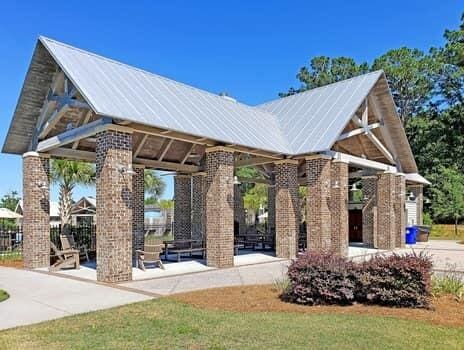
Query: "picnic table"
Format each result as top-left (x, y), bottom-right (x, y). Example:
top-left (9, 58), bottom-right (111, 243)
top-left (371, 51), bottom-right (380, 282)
top-left (239, 232), bottom-right (274, 250)
top-left (163, 239), bottom-right (205, 262)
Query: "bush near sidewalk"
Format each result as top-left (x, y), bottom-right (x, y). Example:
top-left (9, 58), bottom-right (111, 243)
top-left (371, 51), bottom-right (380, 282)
top-left (282, 251), bottom-right (433, 308)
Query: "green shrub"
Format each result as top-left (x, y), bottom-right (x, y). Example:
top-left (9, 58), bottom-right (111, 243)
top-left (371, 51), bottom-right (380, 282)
top-left (0, 290), bottom-right (9, 302)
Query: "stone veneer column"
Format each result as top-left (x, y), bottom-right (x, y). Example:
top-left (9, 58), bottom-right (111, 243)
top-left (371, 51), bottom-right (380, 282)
top-left (330, 160), bottom-right (349, 256)
top-left (234, 184), bottom-right (246, 235)
top-left (394, 174), bottom-right (406, 248)
top-left (205, 147), bottom-right (234, 268)
top-left (275, 160), bottom-right (299, 259)
top-left (96, 130), bottom-right (133, 282)
top-left (132, 165), bottom-right (145, 255)
top-left (192, 172), bottom-right (206, 241)
top-left (267, 185), bottom-right (276, 234)
top-left (410, 184), bottom-right (424, 225)
top-left (173, 175), bottom-right (192, 241)
top-left (306, 156), bottom-right (332, 252)
top-left (22, 152), bottom-right (50, 269)
top-left (362, 176), bottom-right (377, 248)
top-left (376, 171), bottom-right (396, 250)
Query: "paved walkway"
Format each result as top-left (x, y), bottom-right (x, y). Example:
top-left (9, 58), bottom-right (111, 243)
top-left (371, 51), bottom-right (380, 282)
top-left (0, 240), bottom-right (461, 330)
top-left (0, 267), bottom-right (152, 330)
top-left (124, 260), bottom-right (290, 295)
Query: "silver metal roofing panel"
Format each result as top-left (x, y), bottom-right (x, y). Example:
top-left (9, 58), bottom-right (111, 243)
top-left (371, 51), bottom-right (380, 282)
top-left (40, 37), bottom-right (292, 154)
top-left (257, 71), bottom-right (383, 154)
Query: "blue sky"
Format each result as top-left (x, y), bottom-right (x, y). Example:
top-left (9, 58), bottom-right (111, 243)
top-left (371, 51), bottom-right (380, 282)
top-left (0, 1), bottom-right (462, 202)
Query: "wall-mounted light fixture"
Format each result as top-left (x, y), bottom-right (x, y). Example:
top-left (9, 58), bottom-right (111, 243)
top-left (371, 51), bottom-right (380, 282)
top-left (332, 180), bottom-right (340, 189)
top-left (350, 183), bottom-right (359, 192)
top-left (233, 176), bottom-right (241, 185)
top-left (117, 164), bottom-right (136, 176)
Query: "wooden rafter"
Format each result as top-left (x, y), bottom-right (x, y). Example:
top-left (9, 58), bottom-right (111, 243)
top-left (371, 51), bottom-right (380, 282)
top-left (72, 110), bottom-right (93, 149)
top-left (235, 156), bottom-right (276, 167)
top-left (133, 134), bottom-right (149, 158)
top-left (157, 139), bottom-right (173, 161)
top-left (181, 144), bottom-right (196, 164)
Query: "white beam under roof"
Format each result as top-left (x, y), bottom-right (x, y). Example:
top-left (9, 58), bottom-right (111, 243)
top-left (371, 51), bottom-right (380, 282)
top-left (37, 117), bottom-right (112, 152)
top-left (323, 150), bottom-right (397, 172)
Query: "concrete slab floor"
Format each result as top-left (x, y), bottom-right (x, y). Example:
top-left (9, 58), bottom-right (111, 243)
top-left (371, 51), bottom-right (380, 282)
top-left (40, 250), bottom-right (282, 282)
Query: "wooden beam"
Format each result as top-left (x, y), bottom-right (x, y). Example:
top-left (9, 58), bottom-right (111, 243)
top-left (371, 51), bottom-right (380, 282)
top-left (157, 139), bottom-right (173, 161)
top-left (235, 156), bottom-right (277, 167)
top-left (129, 123), bottom-right (215, 146)
top-left (72, 110), bottom-right (93, 149)
top-left (38, 104), bottom-right (71, 139)
top-left (337, 122), bottom-right (381, 141)
top-left (37, 117), bottom-right (112, 152)
top-left (46, 148), bottom-right (200, 173)
top-left (133, 134), bottom-right (148, 157)
top-left (48, 94), bottom-right (89, 109)
top-left (323, 150), bottom-right (397, 172)
top-left (237, 177), bottom-right (271, 185)
top-left (134, 157), bottom-right (199, 173)
top-left (181, 144), bottom-right (196, 164)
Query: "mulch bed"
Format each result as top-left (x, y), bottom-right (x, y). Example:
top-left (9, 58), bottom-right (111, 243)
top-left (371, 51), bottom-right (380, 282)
top-left (0, 260), bottom-right (23, 268)
top-left (172, 284), bottom-right (464, 328)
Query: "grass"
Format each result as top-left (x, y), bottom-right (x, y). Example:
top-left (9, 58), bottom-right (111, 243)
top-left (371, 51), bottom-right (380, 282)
top-left (0, 295), bottom-right (463, 349)
top-left (430, 224), bottom-right (464, 240)
top-left (433, 270), bottom-right (464, 302)
top-left (0, 290), bottom-right (8, 303)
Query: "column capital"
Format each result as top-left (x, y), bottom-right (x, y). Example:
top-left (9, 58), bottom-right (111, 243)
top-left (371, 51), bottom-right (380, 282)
top-left (132, 164), bottom-right (145, 169)
top-left (192, 171), bottom-right (207, 176)
top-left (23, 151), bottom-right (50, 159)
top-left (205, 146), bottom-right (236, 153)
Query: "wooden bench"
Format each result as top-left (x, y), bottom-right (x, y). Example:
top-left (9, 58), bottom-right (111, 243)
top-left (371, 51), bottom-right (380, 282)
top-left (169, 247), bottom-right (206, 262)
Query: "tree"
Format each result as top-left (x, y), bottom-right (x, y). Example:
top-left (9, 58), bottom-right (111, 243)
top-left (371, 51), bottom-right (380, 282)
top-left (431, 167), bottom-right (464, 236)
top-left (144, 170), bottom-right (166, 203)
top-left (0, 191), bottom-right (20, 211)
top-left (372, 47), bottom-right (439, 125)
top-left (243, 183), bottom-right (267, 221)
top-left (280, 56), bottom-right (369, 96)
top-left (50, 160), bottom-right (95, 227)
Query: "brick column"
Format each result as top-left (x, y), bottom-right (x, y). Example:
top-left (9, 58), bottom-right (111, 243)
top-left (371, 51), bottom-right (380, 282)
top-left (330, 160), bottom-right (349, 256)
top-left (275, 160), bottom-right (299, 259)
top-left (192, 172), bottom-right (206, 241)
top-left (394, 174), bottom-right (406, 248)
top-left (173, 175), bottom-right (192, 241)
top-left (205, 147), bottom-right (234, 268)
top-left (267, 185), bottom-right (276, 234)
top-left (96, 130), bottom-right (133, 282)
top-left (306, 156), bottom-right (332, 252)
top-left (362, 176), bottom-right (377, 248)
top-left (410, 184), bottom-right (423, 225)
top-left (22, 152), bottom-right (50, 269)
top-left (132, 165), bottom-right (145, 255)
top-left (234, 184), bottom-right (246, 235)
top-left (377, 171), bottom-right (396, 250)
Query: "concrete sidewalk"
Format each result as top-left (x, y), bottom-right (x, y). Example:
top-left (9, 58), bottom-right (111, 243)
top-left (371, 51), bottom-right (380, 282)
top-left (0, 267), bottom-right (153, 330)
top-left (124, 260), bottom-right (290, 295)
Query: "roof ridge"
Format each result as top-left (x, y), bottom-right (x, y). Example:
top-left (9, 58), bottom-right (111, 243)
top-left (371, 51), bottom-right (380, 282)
top-left (256, 70), bottom-right (384, 107)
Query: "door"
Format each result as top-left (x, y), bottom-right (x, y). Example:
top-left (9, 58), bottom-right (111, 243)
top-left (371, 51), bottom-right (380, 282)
top-left (349, 210), bottom-right (363, 242)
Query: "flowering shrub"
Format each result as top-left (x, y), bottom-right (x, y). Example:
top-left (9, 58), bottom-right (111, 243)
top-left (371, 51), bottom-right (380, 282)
top-left (282, 251), bottom-right (433, 308)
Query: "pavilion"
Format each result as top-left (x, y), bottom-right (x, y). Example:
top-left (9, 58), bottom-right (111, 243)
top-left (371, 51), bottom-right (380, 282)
top-left (2, 37), bottom-right (429, 282)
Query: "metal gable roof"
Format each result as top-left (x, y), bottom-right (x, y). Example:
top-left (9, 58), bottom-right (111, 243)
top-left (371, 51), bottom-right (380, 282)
top-left (256, 71), bottom-right (383, 154)
top-left (2, 37), bottom-right (414, 168)
top-left (39, 37), bottom-right (292, 154)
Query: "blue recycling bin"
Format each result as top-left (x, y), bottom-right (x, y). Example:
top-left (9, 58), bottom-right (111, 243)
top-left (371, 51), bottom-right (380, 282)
top-left (405, 226), bottom-right (418, 244)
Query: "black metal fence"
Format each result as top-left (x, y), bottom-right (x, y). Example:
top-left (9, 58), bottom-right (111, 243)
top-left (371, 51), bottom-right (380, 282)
top-left (0, 224), bottom-right (97, 253)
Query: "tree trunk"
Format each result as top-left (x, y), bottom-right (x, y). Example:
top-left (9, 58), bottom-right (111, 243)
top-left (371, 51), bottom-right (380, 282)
top-left (59, 184), bottom-right (73, 234)
top-left (455, 217), bottom-right (459, 238)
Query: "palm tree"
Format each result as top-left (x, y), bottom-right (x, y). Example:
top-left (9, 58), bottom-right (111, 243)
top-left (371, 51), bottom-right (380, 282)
top-left (50, 160), bottom-right (95, 228)
top-left (144, 170), bottom-right (166, 203)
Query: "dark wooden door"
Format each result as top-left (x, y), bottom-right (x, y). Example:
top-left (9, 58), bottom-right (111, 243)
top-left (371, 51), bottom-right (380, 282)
top-left (349, 210), bottom-right (363, 242)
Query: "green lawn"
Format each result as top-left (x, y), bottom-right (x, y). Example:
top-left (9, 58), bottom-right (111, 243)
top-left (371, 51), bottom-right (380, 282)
top-left (0, 298), bottom-right (463, 350)
top-left (0, 290), bottom-right (9, 303)
top-left (430, 224), bottom-right (464, 240)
